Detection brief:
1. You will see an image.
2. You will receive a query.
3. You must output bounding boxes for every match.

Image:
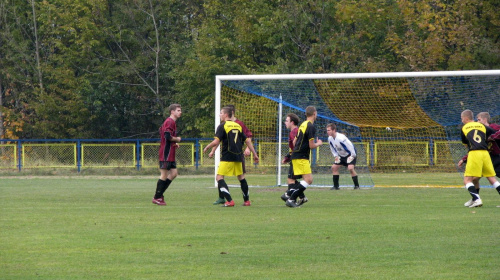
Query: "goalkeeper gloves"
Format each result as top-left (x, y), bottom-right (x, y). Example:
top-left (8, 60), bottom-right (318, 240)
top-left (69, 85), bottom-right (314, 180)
top-left (347, 156), bottom-right (355, 164)
top-left (334, 157), bottom-right (340, 164)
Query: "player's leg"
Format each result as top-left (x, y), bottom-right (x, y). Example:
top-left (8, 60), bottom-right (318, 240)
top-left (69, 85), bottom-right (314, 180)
top-left (281, 177), bottom-right (295, 202)
top-left (295, 174), bottom-right (307, 206)
top-left (237, 173), bottom-right (250, 206)
top-left (286, 160), bottom-right (310, 207)
top-left (464, 175), bottom-right (482, 207)
top-left (213, 163), bottom-right (226, 205)
top-left (464, 177), bottom-right (480, 207)
top-left (161, 162), bottom-right (176, 192)
top-left (288, 173), bottom-right (311, 207)
top-left (283, 163), bottom-right (299, 199)
top-left (490, 154), bottom-right (500, 194)
top-left (216, 173), bottom-right (234, 207)
top-left (463, 152), bottom-right (483, 207)
top-left (348, 164), bottom-right (359, 189)
top-left (331, 164), bottom-right (340, 190)
top-left (486, 176), bottom-right (500, 190)
top-left (152, 163), bottom-right (170, 205)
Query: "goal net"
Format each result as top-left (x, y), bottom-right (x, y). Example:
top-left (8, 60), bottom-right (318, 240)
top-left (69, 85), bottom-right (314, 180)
top-left (214, 70), bottom-right (500, 187)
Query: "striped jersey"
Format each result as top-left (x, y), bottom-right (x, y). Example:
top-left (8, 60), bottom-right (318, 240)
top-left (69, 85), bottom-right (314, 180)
top-left (159, 117), bottom-right (177, 161)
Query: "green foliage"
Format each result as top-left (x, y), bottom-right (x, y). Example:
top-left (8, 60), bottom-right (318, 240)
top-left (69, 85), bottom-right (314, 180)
top-left (1, 0), bottom-right (499, 139)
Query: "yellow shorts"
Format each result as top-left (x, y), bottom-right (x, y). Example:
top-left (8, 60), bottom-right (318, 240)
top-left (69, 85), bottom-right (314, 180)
top-left (217, 161), bottom-right (243, 177)
top-left (291, 159), bottom-right (311, 176)
top-left (464, 150), bottom-right (496, 177)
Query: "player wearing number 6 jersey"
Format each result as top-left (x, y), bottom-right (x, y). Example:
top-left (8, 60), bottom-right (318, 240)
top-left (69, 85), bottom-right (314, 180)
top-left (203, 107), bottom-right (259, 207)
top-left (460, 109), bottom-right (500, 208)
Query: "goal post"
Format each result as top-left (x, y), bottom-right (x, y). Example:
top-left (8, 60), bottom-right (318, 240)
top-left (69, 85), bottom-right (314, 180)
top-left (214, 70), bottom-right (500, 187)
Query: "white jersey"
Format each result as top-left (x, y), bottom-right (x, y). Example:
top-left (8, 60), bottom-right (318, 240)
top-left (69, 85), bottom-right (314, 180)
top-left (328, 133), bottom-right (356, 158)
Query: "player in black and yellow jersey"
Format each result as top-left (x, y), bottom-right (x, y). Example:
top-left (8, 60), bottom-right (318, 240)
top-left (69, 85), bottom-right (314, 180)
top-left (285, 106), bottom-right (323, 208)
top-left (203, 107), bottom-right (259, 207)
top-left (460, 109), bottom-right (500, 208)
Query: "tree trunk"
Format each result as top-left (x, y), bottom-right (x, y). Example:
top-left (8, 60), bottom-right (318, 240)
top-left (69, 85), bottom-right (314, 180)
top-left (0, 76), bottom-right (4, 141)
top-left (31, 0), bottom-right (44, 93)
top-left (148, 0), bottom-right (164, 114)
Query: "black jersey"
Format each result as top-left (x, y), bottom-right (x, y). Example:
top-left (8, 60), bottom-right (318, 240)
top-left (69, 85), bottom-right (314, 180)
top-left (291, 120), bottom-right (316, 160)
top-left (215, 120), bottom-right (247, 162)
top-left (461, 121), bottom-right (495, 151)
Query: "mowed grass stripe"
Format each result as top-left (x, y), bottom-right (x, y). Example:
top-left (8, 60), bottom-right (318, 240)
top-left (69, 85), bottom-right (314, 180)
top-left (1, 176), bottom-right (499, 279)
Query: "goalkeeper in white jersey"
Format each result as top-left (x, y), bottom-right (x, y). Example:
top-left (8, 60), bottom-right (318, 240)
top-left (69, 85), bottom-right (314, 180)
top-left (326, 123), bottom-right (360, 190)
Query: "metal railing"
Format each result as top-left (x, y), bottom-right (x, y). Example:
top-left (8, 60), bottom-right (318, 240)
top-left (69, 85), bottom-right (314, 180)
top-left (0, 138), bottom-right (466, 172)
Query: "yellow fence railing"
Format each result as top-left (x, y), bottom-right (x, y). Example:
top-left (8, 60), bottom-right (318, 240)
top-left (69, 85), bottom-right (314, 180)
top-left (141, 143), bottom-right (195, 168)
top-left (81, 144), bottom-right (136, 168)
top-left (0, 144), bottom-right (17, 169)
top-left (22, 143), bottom-right (77, 168)
top-left (0, 139), bottom-right (468, 171)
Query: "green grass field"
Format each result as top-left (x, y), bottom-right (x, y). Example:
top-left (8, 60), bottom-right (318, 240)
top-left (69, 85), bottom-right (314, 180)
top-left (1, 175), bottom-right (499, 279)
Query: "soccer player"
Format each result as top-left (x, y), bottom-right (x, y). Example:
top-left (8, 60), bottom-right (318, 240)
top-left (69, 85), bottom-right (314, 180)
top-left (203, 106), bottom-right (259, 207)
top-left (285, 106), bottom-right (323, 208)
top-left (326, 123), bottom-right (360, 190)
top-left (280, 113), bottom-right (307, 205)
top-left (152, 104), bottom-right (182, 206)
top-left (210, 104), bottom-right (254, 206)
top-left (459, 109), bottom-right (500, 208)
top-left (458, 112), bottom-right (500, 205)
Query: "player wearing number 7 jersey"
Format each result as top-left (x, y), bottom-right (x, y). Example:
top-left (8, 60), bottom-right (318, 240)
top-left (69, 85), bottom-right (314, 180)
top-left (203, 107), bottom-right (259, 207)
top-left (460, 109), bottom-right (500, 208)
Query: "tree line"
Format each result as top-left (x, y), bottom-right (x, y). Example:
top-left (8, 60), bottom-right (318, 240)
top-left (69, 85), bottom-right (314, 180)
top-left (1, 0), bottom-right (498, 139)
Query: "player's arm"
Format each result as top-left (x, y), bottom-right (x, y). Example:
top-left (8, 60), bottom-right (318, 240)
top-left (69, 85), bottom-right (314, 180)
top-left (239, 122), bottom-right (253, 156)
top-left (344, 138), bottom-right (356, 157)
top-left (343, 138), bottom-right (357, 163)
top-left (328, 139), bottom-right (340, 164)
top-left (164, 131), bottom-right (181, 143)
top-left (309, 137), bottom-right (322, 149)
top-left (460, 131), bottom-right (468, 146)
top-left (243, 138), bottom-right (252, 156)
top-left (328, 139), bottom-right (338, 157)
top-left (245, 138), bottom-right (259, 164)
top-left (487, 125), bottom-right (500, 141)
top-left (205, 124), bottom-right (225, 155)
top-left (458, 154), bottom-right (468, 167)
top-left (490, 129), bottom-right (500, 141)
top-left (209, 145), bottom-right (219, 158)
top-left (485, 125), bottom-right (495, 138)
top-left (203, 138), bottom-right (220, 153)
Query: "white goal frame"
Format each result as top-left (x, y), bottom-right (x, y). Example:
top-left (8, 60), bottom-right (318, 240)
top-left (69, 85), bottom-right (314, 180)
top-left (214, 70), bottom-right (500, 186)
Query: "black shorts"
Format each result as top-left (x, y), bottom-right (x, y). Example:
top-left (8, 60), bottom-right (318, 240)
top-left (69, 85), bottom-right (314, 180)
top-left (492, 154), bottom-right (500, 177)
top-left (242, 155), bottom-right (246, 174)
top-left (287, 162), bottom-right (302, 180)
top-left (159, 161), bottom-right (177, 170)
top-left (334, 156), bottom-right (357, 167)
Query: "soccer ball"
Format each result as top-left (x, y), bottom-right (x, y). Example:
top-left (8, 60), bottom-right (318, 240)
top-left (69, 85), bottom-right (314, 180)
top-left (385, 127), bottom-right (392, 131)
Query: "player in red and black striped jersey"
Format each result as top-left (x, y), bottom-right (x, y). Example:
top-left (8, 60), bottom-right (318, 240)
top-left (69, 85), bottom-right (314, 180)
top-left (280, 113), bottom-right (306, 204)
top-left (459, 110), bottom-right (500, 208)
top-left (152, 104), bottom-right (182, 206)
